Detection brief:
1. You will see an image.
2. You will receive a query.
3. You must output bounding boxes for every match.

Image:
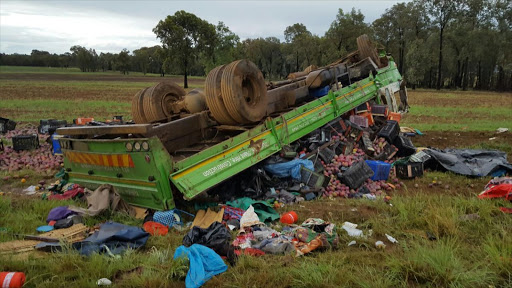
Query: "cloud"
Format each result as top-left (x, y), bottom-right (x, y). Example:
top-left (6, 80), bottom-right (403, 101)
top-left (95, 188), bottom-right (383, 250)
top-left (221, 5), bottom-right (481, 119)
top-left (0, 0), bottom-right (408, 54)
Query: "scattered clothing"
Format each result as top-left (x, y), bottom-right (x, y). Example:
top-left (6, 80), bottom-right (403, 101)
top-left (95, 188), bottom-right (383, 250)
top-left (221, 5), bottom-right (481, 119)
top-left (239, 205), bottom-right (263, 229)
top-left (222, 205), bottom-right (245, 221)
top-left (68, 184), bottom-right (135, 217)
top-left (264, 158), bottom-right (314, 180)
top-left (46, 206), bottom-right (76, 223)
top-left (174, 244), bottom-right (228, 288)
top-left (192, 208), bottom-right (225, 229)
top-left (252, 235), bottom-right (295, 254)
top-left (234, 248), bottom-right (265, 256)
top-left (183, 222), bottom-right (233, 259)
top-left (48, 186), bottom-right (84, 200)
top-left (226, 197), bottom-right (279, 223)
top-left (73, 222), bottom-right (149, 256)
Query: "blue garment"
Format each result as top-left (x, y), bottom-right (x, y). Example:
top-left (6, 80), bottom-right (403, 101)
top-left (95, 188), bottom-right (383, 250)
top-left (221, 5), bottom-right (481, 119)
top-left (174, 244), bottom-right (228, 288)
top-left (263, 158), bottom-right (314, 180)
top-left (74, 222), bottom-right (149, 256)
top-left (154, 210), bottom-right (179, 227)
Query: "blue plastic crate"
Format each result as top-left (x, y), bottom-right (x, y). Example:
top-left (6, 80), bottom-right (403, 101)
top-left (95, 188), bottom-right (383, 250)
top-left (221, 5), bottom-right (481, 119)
top-left (365, 160), bottom-right (391, 181)
top-left (309, 85), bottom-right (330, 97)
top-left (51, 134), bottom-right (63, 155)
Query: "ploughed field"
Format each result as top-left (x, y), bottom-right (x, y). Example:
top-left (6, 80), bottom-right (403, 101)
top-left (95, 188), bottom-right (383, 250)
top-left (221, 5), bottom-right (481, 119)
top-left (0, 66), bottom-right (511, 287)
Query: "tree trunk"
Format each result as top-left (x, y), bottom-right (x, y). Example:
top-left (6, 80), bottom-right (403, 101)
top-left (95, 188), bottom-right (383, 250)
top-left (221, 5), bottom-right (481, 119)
top-left (476, 60), bottom-right (481, 90)
top-left (184, 72), bottom-right (188, 88)
top-left (436, 27), bottom-right (444, 90)
top-left (462, 57), bottom-right (468, 91)
top-left (296, 51), bottom-right (299, 72)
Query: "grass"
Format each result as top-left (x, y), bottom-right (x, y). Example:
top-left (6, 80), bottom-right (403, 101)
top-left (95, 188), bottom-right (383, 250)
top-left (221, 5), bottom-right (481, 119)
top-left (1, 70), bottom-right (512, 287)
top-left (401, 89), bottom-right (512, 131)
top-left (1, 181), bottom-right (511, 287)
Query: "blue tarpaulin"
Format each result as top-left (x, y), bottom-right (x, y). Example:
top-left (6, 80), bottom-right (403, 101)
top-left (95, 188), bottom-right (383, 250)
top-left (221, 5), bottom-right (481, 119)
top-left (263, 159), bottom-right (314, 180)
top-left (174, 244), bottom-right (228, 288)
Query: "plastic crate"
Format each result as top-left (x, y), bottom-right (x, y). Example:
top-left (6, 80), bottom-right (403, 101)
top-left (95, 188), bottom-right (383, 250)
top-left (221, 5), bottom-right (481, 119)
top-left (13, 134), bottom-right (39, 151)
top-left (387, 112), bottom-right (401, 123)
top-left (309, 85), bottom-right (330, 98)
top-left (394, 135), bottom-right (416, 157)
top-left (409, 150), bottom-right (431, 163)
top-left (349, 115), bottom-right (368, 128)
top-left (74, 118), bottom-right (95, 125)
top-left (300, 166), bottom-right (329, 189)
top-left (51, 134), bottom-right (63, 155)
top-left (355, 102), bottom-right (370, 113)
top-left (318, 147), bottom-right (336, 163)
top-left (361, 132), bottom-right (374, 152)
top-left (371, 105), bottom-right (388, 116)
top-left (359, 111), bottom-right (375, 126)
top-left (395, 162), bottom-right (424, 179)
top-left (39, 119), bottom-right (67, 134)
top-left (378, 120), bottom-right (400, 143)
top-left (365, 160), bottom-right (391, 181)
top-left (0, 117), bottom-right (16, 134)
top-left (339, 160), bottom-right (374, 189)
top-left (305, 154), bottom-right (324, 173)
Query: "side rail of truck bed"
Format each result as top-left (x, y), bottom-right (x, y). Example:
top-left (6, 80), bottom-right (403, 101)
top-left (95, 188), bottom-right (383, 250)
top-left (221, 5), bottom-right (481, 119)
top-left (171, 62), bottom-right (402, 199)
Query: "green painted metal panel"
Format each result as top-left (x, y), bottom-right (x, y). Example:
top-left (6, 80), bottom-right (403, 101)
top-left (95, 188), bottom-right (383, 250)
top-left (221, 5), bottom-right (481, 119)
top-left (62, 137), bottom-right (174, 210)
top-left (171, 62), bottom-right (403, 198)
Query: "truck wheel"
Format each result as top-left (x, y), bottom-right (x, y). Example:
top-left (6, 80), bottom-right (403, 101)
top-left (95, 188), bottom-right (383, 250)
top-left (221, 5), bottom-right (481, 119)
top-left (357, 34), bottom-right (381, 67)
top-left (143, 82), bottom-right (185, 123)
top-left (221, 60), bottom-right (268, 123)
top-left (205, 65), bottom-right (237, 124)
top-left (131, 87), bottom-right (149, 123)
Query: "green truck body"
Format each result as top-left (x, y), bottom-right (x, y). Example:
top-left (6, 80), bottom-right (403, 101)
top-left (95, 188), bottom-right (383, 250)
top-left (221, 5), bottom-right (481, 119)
top-left (60, 59), bottom-right (403, 210)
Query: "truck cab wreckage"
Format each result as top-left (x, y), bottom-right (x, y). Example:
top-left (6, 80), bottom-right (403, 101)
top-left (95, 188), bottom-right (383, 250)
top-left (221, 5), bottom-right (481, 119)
top-left (57, 35), bottom-right (409, 210)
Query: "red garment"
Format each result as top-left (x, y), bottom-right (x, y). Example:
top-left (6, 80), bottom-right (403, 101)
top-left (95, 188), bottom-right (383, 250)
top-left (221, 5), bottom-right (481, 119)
top-left (48, 187), bottom-right (84, 200)
top-left (143, 221), bottom-right (169, 236)
top-left (478, 184), bottom-right (512, 201)
top-left (234, 248), bottom-right (265, 256)
top-left (499, 207), bottom-right (512, 214)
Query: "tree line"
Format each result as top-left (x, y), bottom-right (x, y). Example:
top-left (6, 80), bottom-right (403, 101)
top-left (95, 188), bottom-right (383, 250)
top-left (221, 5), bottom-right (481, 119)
top-left (0, 0), bottom-right (510, 90)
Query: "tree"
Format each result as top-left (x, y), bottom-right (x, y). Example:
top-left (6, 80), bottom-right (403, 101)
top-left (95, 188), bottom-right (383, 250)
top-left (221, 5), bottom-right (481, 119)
top-left (133, 48), bottom-right (150, 75)
top-left (425, 0), bottom-right (464, 89)
top-left (284, 23), bottom-right (313, 72)
top-left (325, 8), bottom-right (370, 58)
top-left (116, 49), bottom-right (131, 75)
top-left (153, 10), bottom-right (216, 88)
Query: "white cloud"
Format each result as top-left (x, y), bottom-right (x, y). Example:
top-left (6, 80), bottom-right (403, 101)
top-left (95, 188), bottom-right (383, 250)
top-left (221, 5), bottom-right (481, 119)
top-left (0, 0), bottom-right (408, 54)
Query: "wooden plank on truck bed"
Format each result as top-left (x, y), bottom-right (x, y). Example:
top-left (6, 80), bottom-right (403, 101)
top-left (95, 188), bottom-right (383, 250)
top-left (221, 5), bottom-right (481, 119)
top-left (57, 124), bottom-right (153, 136)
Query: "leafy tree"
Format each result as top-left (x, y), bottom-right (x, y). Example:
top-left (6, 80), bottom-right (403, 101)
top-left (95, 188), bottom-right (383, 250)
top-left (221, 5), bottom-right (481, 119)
top-left (116, 49), bottom-right (130, 75)
top-left (425, 0), bottom-right (464, 89)
top-left (153, 10), bottom-right (216, 88)
top-left (325, 8), bottom-right (370, 57)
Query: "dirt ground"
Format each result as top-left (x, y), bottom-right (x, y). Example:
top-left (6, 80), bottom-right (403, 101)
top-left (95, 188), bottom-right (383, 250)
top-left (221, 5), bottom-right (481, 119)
top-left (0, 72), bottom-right (205, 85)
top-left (410, 130), bottom-right (512, 149)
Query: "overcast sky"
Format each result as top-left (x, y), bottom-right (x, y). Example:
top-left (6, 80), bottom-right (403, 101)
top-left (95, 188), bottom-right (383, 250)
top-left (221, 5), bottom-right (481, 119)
top-left (0, 1), bottom-right (408, 55)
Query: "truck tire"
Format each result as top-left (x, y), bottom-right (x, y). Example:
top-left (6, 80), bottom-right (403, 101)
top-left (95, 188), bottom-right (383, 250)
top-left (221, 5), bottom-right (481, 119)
top-left (357, 34), bottom-right (381, 67)
top-left (143, 82), bottom-right (185, 123)
top-left (131, 87), bottom-right (149, 123)
top-left (221, 60), bottom-right (268, 123)
top-left (205, 65), bottom-right (237, 125)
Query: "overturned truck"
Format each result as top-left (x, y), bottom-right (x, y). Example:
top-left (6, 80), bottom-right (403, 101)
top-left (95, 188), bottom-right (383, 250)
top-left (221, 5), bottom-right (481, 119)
top-left (57, 35), bottom-right (408, 210)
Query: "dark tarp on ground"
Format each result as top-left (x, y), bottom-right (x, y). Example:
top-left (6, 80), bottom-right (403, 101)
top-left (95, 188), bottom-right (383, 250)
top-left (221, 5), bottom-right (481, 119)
top-left (36, 222), bottom-right (150, 255)
top-left (73, 222), bottom-right (150, 256)
top-left (424, 148), bottom-right (512, 177)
